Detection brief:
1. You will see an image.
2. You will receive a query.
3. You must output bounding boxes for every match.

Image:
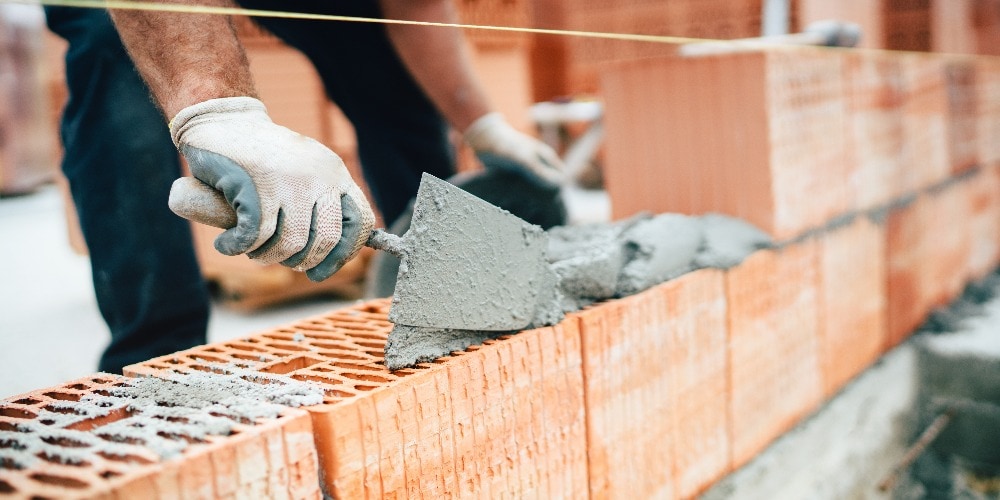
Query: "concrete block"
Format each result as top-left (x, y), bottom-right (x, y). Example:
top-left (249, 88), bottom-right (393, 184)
top-left (725, 242), bottom-right (823, 469)
top-left (602, 49), bottom-right (850, 240)
top-left (818, 216), bottom-right (888, 397)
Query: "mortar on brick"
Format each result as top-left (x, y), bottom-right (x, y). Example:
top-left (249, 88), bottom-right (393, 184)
top-left (0, 366), bottom-right (322, 469)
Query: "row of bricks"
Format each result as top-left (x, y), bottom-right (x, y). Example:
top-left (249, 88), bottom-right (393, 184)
top-left (602, 48), bottom-right (999, 240)
top-left (6, 163), bottom-right (990, 498)
top-left (0, 375), bottom-right (321, 499)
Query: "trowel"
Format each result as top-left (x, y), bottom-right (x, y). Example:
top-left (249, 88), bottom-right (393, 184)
top-left (169, 172), bottom-right (560, 369)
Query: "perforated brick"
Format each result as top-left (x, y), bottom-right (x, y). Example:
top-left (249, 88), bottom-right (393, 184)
top-left (126, 299), bottom-right (590, 499)
top-left (575, 269), bottom-right (730, 499)
top-left (0, 374), bottom-right (319, 499)
top-left (818, 216), bottom-right (888, 397)
top-left (725, 242), bottom-right (823, 469)
top-left (602, 48), bottom-right (850, 240)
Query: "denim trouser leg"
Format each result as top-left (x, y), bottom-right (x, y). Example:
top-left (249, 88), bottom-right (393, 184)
top-left (45, 7), bottom-right (210, 373)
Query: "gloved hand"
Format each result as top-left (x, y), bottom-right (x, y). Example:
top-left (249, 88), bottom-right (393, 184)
top-left (463, 112), bottom-right (566, 188)
top-left (169, 97), bottom-right (375, 282)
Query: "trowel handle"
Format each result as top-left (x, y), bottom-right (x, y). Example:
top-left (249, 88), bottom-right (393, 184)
top-left (168, 177), bottom-right (404, 258)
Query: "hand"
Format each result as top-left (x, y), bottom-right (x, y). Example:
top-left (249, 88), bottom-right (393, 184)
top-left (463, 112), bottom-right (566, 188)
top-left (169, 97), bottom-right (375, 281)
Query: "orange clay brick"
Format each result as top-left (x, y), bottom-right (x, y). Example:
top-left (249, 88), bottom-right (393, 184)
top-left (575, 284), bottom-right (675, 499)
top-left (0, 374), bottom-right (319, 499)
top-left (885, 195), bottom-right (935, 348)
top-left (817, 216), bottom-right (888, 397)
top-left (126, 299), bottom-right (589, 499)
top-left (601, 48), bottom-right (850, 240)
top-left (843, 51), bottom-right (906, 210)
top-left (899, 54), bottom-right (952, 191)
top-left (664, 270), bottom-right (731, 499)
top-left (573, 269), bottom-right (729, 499)
top-left (965, 165), bottom-right (1000, 279)
top-left (944, 60), bottom-right (979, 174)
top-left (885, 179), bottom-right (973, 347)
top-left (977, 59), bottom-right (1000, 165)
top-left (725, 242), bottom-right (823, 469)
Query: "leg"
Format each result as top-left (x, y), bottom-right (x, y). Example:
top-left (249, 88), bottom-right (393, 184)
top-left (236, 0), bottom-right (455, 226)
top-left (45, 7), bottom-right (209, 373)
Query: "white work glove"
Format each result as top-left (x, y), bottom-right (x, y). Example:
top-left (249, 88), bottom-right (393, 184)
top-left (464, 112), bottom-right (566, 188)
top-left (169, 97), bottom-right (375, 281)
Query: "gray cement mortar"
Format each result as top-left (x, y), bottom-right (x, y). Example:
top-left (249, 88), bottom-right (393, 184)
top-left (384, 206), bottom-right (772, 369)
top-left (0, 366), bottom-right (323, 472)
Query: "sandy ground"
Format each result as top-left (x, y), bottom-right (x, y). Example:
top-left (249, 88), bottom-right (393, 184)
top-left (0, 183), bottom-right (610, 399)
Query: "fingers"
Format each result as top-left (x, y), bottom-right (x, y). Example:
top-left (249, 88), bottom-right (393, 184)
top-left (182, 146), bottom-right (268, 256)
top-left (305, 194), bottom-right (368, 282)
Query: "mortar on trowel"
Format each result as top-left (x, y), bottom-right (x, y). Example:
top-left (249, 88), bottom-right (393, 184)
top-left (169, 172), bottom-right (562, 370)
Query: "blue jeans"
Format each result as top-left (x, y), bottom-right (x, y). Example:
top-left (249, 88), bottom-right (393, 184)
top-left (45, 7), bottom-right (210, 373)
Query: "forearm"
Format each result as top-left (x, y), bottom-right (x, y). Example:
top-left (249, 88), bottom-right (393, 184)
top-left (379, 0), bottom-right (491, 131)
top-left (109, 0), bottom-right (257, 119)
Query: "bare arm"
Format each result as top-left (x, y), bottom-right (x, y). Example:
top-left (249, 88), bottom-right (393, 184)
top-left (379, 0), bottom-right (491, 131)
top-left (109, 0), bottom-right (257, 119)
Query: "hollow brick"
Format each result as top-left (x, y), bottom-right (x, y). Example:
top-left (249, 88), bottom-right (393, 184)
top-left (725, 242), bottom-right (823, 469)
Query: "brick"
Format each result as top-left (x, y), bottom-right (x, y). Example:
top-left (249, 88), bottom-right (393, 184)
top-left (725, 242), bottom-right (822, 468)
top-left (843, 51), bottom-right (907, 209)
top-left (899, 54), bottom-right (952, 190)
top-left (529, 0), bottom-right (763, 100)
top-left (818, 216), bottom-right (888, 397)
top-left (945, 60), bottom-right (979, 174)
top-left (575, 269), bottom-right (729, 499)
top-left (664, 270), bottom-right (731, 499)
top-left (602, 48), bottom-right (850, 240)
top-left (0, 375), bottom-right (319, 499)
top-left (576, 286), bottom-right (675, 499)
top-left (885, 180), bottom-right (974, 347)
top-left (965, 165), bottom-right (1000, 279)
top-left (977, 59), bottom-right (1000, 165)
top-left (127, 299), bottom-right (589, 499)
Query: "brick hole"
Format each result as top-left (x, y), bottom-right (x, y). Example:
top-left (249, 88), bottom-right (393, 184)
top-left (231, 353), bottom-right (265, 362)
top-left (164, 358), bottom-right (183, 365)
top-left (331, 361), bottom-right (370, 371)
top-left (309, 346), bottom-right (367, 359)
top-left (261, 333), bottom-right (294, 341)
top-left (340, 372), bottom-right (391, 384)
top-left (43, 392), bottom-right (81, 402)
top-left (12, 398), bottom-right (40, 405)
top-left (227, 343), bottom-right (265, 353)
top-left (0, 407), bottom-right (36, 419)
top-left (353, 385), bottom-right (379, 392)
top-left (354, 341), bottom-right (384, 350)
top-left (309, 366), bottom-right (333, 373)
top-left (0, 478), bottom-right (13, 492)
top-left (100, 470), bottom-right (122, 479)
top-left (39, 419), bottom-right (56, 425)
top-left (96, 451), bottom-right (153, 465)
top-left (29, 473), bottom-right (89, 489)
top-left (203, 347), bottom-right (222, 353)
top-left (263, 343), bottom-right (310, 352)
top-left (244, 338), bottom-right (261, 343)
top-left (344, 331), bottom-right (385, 341)
top-left (42, 405), bottom-right (78, 416)
top-left (90, 378), bottom-right (113, 384)
top-left (0, 421), bottom-right (18, 432)
top-left (189, 365), bottom-right (212, 373)
top-left (260, 356), bottom-right (326, 375)
top-left (0, 437), bottom-right (27, 451)
top-left (66, 408), bottom-right (133, 432)
top-left (189, 354), bottom-right (227, 364)
top-left (40, 436), bottom-right (90, 449)
top-left (37, 452), bottom-right (90, 468)
top-left (1, 457), bottom-right (23, 470)
top-left (96, 433), bottom-right (145, 446)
